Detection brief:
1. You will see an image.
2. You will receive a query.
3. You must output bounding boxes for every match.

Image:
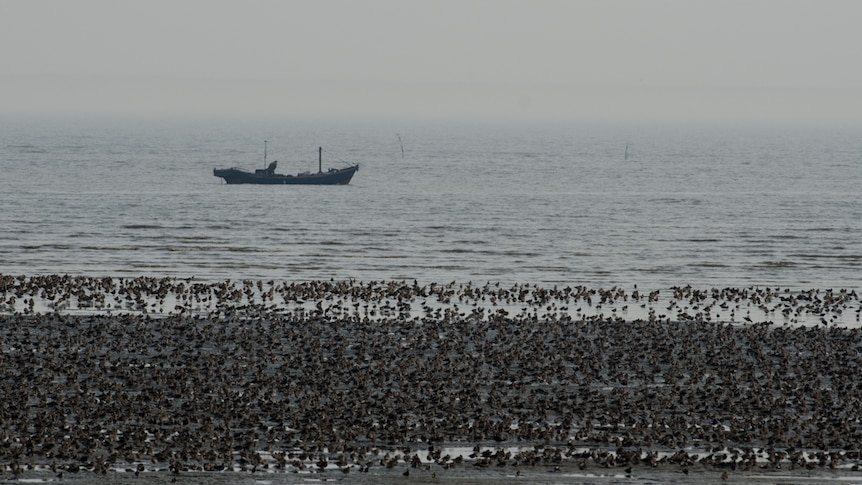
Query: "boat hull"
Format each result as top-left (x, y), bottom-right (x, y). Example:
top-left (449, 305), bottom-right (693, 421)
top-left (214, 165), bottom-right (358, 185)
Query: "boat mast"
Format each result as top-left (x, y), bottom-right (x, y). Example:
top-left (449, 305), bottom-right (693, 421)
top-left (264, 140), bottom-right (267, 168)
top-left (319, 146), bottom-right (322, 173)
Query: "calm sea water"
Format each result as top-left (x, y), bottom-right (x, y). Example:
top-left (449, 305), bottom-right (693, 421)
top-left (1, 116), bottom-right (860, 290)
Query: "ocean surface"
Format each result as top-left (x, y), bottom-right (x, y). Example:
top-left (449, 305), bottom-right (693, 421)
top-left (1, 116), bottom-right (860, 290)
top-left (2, 116), bottom-right (862, 484)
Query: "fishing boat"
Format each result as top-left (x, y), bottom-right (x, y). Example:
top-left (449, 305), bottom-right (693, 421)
top-left (214, 144), bottom-right (358, 185)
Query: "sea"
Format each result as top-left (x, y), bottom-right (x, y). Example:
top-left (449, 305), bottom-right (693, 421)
top-left (1, 115), bottom-right (859, 292)
top-left (2, 116), bottom-right (862, 483)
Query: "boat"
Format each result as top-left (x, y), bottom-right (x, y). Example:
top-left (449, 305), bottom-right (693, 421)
top-left (214, 145), bottom-right (358, 185)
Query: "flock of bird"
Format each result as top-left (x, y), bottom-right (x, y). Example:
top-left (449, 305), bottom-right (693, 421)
top-left (1, 274), bottom-right (858, 326)
top-left (0, 274), bottom-right (860, 480)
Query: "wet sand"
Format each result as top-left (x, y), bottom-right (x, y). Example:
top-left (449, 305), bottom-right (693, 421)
top-left (0, 275), bottom-right (861, 482)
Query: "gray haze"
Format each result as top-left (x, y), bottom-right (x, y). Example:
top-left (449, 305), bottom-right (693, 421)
top-left (3, 0), bottom-right (862, 121)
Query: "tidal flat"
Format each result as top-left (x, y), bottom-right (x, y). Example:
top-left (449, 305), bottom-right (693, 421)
top-left (1, 276), bottom-right (861, 483)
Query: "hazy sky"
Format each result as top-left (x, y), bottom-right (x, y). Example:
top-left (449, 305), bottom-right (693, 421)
top-left (3, 0), bottom-right (862, 121)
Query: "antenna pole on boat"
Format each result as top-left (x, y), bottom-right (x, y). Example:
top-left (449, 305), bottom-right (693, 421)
top-left (319, 147), bottom-right (323, 173)
top-left (264, 140), bottom-right (267, 168)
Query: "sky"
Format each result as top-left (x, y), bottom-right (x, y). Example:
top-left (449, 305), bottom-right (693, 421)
top-left (2, 0), bottom-right (862, 121)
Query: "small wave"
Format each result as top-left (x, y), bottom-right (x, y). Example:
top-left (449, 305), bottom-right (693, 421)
top-left (687, 262), bottom-right (728, 268)
top-left (7, 144), bottom-right (47, 153)
top-left (82, 246), bottom-right (140, 251)
top-left (226, 246), bottom-right (269, 253)
top-left (270, 226), bottom-right (309, 233)
top-left (528, 265), bottom-right (573, 272)
top-left (373, 254), bottom-right (407, 260)
top-left (771, 234), bottom-right (805, 240)
top-left (501, 250), bottom-right (541, 257)
top-left (755, 261), bottom-right (797, 268)
top-left (789, 253), bottom-right (862, 261)
top-left (174, 235), bottom-right (214, 242)
top-left (121, 224), bottom-right (164, 230)
top-left (441, 248), bottom-right (477, 254)
top-left (418, 264), bottom-right (468, 271)
top-left (127, 263), bottom-right (167, 269)
top-left (21, 244), bottom-right (72, 250)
